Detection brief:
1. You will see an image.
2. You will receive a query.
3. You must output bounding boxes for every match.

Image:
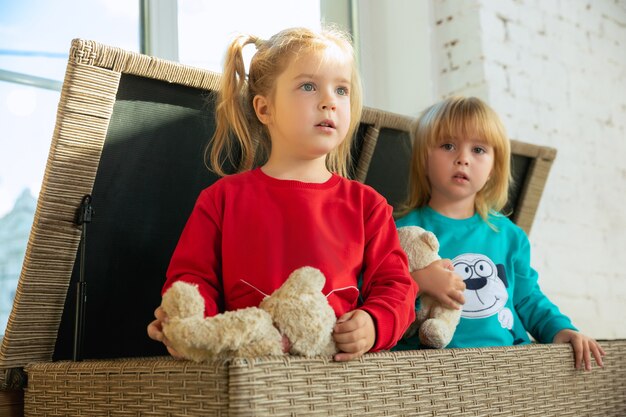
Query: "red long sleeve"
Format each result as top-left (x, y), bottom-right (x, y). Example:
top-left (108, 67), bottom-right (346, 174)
top-left (163, 168), bottom-right (417, 350)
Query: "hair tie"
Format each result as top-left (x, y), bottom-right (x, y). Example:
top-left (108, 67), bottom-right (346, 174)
top-left (253, 37), bottom-right (264, 49)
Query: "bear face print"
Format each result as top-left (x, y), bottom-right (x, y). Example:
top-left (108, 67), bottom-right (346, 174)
top-left (453, 253), bottom-right (508, 319)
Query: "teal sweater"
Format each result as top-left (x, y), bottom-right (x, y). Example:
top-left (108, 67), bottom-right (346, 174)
top-left (394, 206), bottom-right (576, 350)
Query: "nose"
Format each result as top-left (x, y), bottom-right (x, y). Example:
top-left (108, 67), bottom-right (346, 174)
top-left (465, 277), bottom-right (487, 290)
top-left (455, 149), bottom-right (470, 166)
top-left (319, 89), bottom-right (337, 111)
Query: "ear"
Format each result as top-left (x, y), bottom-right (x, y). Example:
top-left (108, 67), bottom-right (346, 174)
top-left (421, 231), bottom-right (440, 253)
top-left (253, 94), bottom-right (271, 125)
top-left (496, 264), bottom-right (508, 287)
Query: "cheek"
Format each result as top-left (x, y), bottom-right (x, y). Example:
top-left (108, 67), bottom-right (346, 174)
top-left (338, 102), bottom-right (351, 127)
top-left (425, 153), bottom-right (442, 176)
top-left (339, 99), bottom-right (351, 115)
top-left (426, 161), bottom-right (442, 184)
top-left (486, 158), bottom-right (495, 177)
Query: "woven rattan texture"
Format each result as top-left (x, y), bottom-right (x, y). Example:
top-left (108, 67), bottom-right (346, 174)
top-left (70, 39), bottom-right (222, 92)
top-left (24, 341), bottom-right (625, 417)
top-left (360, 107), bottom-right (413, 132)
top-left (508, 140), bottom-right (556, 234)
top-left (25, 357), bottom-right (230, 417)
top-left (0, 61), bottom-right (119, 370)
top-left (353, 126), bottom-right (380, 183)
top-left (0, 37), bottom-right (223, 378)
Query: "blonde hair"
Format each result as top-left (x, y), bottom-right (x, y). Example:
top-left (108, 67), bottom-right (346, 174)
top-left (207, 26), bottom-right (362, 177)
top-left (398, 96), bottom-right (511, 224)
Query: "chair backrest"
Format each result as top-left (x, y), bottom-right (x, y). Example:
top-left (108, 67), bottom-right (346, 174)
top-left (0, 40), bottom-right (557, 377)
top-left (355, 108), bottom-right (557, 233)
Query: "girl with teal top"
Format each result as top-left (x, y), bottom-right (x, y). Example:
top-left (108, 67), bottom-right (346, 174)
top-left (394, 96), bottom-right (605, 371)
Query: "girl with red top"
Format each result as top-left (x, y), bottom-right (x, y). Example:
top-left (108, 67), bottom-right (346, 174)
top-left (147, 27), bottom-right (417, 361)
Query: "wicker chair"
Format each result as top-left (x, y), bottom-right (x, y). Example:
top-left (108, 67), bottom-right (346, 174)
top-left (1, 39), bottom-right (624, 417)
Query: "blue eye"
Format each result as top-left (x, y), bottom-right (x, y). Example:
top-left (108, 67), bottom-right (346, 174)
top-left (336, 87), bottom-right (348, 96)
top-left (300, 83), bottom-right (315, 92)
top-left (441, 143), bottom-right (454, 151)
top-left (473, 147), bottom-right (487, 154)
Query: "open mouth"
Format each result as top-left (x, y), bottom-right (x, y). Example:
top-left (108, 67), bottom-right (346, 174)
top-left (453, 172), bottom-right (469, 181)
top-left (316, 120), bottom-right (335, 129)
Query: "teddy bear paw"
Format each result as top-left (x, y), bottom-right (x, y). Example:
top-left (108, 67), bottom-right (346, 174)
top-left (419, 318), bottom-right (455, 349)
top-left (161, 281), bottom-right (205, 320)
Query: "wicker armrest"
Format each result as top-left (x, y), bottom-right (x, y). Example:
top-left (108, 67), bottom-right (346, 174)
top-left (24, 341), bottom-right (626, 416)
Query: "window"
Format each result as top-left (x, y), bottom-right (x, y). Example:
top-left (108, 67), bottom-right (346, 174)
top-left (177, 0), bottom-right (321, 72)
top-left (0, 0), bottom-right (139, 336)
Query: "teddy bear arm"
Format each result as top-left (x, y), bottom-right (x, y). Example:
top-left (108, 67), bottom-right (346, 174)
top-left (430, 303), bottom-right (462, 327)
top-left (164, 307), bottom-right (284, 361)
top-left (415, 295), bottom-right (434, 324)
top-left (207, 308), bottom-right (283, 355)
top-left (418, 302), bottom-right (461, 349)
top-left (161, 281), bottom-right (206, 320)
top-left (419, 320), bottom-right (454, 349)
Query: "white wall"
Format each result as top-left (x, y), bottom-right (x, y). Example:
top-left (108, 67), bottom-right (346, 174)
top-left (384, 0), bottom-right (625, 339)
top-left (357, 0), bottom-right (436, 116)
top-left (359, 0), bottom-right (626, 339)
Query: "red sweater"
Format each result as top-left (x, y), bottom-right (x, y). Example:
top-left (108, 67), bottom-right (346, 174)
top-left (163, 168), bottom-right (417, 351)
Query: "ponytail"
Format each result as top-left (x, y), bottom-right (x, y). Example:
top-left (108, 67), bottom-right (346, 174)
top-left (208, 35), bottom-right (262, 177)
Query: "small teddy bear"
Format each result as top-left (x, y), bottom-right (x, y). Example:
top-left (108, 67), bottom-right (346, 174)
top-left (398, 226), bottom-right (461, 349)
top-left (161, 266), bottom-right (338, 361)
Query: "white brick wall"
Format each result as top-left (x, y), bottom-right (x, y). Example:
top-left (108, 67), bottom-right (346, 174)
top-left (433, 0), bottom-right (626, 339)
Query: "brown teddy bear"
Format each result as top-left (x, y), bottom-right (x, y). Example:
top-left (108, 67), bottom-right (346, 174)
top-left (398, 226), bottom-right (461, 349)
top-left (161, 266), bottom-right (338, 361)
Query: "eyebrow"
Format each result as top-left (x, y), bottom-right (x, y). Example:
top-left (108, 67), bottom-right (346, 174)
top-left (292, 73), bottom-right (351, 84)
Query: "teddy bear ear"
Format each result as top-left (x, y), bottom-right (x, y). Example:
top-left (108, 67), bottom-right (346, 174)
top-left (421, 231), bottom-right (440, 253)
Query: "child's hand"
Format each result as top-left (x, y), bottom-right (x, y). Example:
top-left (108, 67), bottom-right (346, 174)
top-left (146, 306), bottom-right (183, 359)
top-left (332, 309), bottom-right (375, 362)
top-left (411, 259), bottom-right (465, 310)
top-left (553, 329), bottom-right (606, 371)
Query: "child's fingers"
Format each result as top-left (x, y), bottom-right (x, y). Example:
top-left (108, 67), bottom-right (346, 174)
top-left (583, 341), bottom-right (592, 371)
top-left (335, 337), bottom-right (367, 353)
top-left (334, 351), bottom-right (361, 362)
top-left (450, 290), bottom-right (465, 306)
top-left (160, 335), bottom-right (184, 359)
top-left (334, 333), bottom-right (367, 362)
top-left (154, 306), bottom-right (169, 323)
top-left (148, 305), bottom-right (182, 359)
top-left (147, 319), bottom-right (163, 342)
top-left (333, 312), bottom-right (357, 334)
top-left (166, 345), bottom-right (184, 359)
top-left (441, 259), bottom-right (455, 271)
top-left (334, 310), bottom-right (372, 334)
top-left (439, 294), bottom-right (463, 310)
top-left (572, 338), bottom-right (584, 370)
top-left (333, 310), bottom-right (375, 361)
top-left (334, 340), bottom-right (369, 361)
top-left (333, 327), bottom-right (360, 345)
top-left (591, 342), bottom-right (605, 368)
